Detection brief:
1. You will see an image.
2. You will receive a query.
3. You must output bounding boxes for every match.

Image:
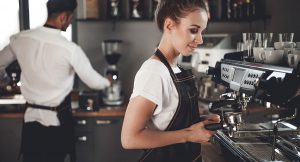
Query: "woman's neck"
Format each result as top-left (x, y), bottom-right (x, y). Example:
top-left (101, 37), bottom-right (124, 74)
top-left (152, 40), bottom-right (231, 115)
top-left (157, 36), bottom-right (180, 66)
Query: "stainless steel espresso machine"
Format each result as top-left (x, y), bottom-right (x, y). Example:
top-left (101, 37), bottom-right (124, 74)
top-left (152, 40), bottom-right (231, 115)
top-left (101, 39), bottom-right (124, 106)
top-left (206, 59), bottom-right (300, 161)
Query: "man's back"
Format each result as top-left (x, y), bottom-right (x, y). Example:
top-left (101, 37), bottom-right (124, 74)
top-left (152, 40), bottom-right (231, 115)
top-left (0, 24), bottom-right (109, 127)
top-left (10, 26), bottom-right (77, 106)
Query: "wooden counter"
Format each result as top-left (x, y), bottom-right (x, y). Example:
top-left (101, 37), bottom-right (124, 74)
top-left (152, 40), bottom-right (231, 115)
top-left (73, 107), bottom-right (126, 117)
top-left (0, 106), bottom-right (127, 118)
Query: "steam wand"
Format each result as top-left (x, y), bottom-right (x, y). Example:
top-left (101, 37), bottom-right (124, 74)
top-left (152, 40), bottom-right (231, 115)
top-left (270, 109), bottom-right (298, 161)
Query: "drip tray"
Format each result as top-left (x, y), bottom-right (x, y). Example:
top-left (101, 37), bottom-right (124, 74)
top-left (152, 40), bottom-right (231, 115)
top-left (237, 143), bottom-right (290, 162)
top-left (230, 123), bottom-right (299, 138)
top-left (215, 130), bottom-right (299, 162)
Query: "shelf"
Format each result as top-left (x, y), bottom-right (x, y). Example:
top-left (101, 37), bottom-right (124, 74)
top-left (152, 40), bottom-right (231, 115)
top-left (76, 18), bottom-right (154, 22)
top-left (209, 15), bottom-right (271, 23)
top-left (76, 15), bottom-right (270, 23)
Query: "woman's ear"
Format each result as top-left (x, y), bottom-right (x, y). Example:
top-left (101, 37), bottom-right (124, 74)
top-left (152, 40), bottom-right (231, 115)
top-left (164, 17), bottom-right (175, 33)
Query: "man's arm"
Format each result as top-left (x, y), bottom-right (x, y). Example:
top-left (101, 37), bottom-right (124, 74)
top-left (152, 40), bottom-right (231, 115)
top-left (70, 46), bottom-right (110, 90)
top-left (0, 44), bottom-right (16, 82)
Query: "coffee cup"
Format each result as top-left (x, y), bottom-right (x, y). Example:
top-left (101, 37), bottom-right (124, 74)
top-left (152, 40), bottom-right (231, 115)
top-left (288, 54), bottom-right (300, 68)
top-left (274, 41), bottom-right (296, 49)
top-left (293, 48), bottom-right (300, 55)
top-left (253, 47), bottom-right (264, 63)
top-left (284, 42), bottom-right (296, 48)
top-left (284, 48), bottom-right (295, 55)
top-left (296, 42), bottom-right (300, 48)
top-left (260, 48), bottom-right (284, 65)
top-left (274, 42), bottom-right (284, 50)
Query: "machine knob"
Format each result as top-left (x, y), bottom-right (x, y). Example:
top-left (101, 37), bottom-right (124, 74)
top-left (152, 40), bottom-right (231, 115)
top-left (256, 77), bottom-right (281, 95)
top-left (206, 66), bottom-right (215, 75)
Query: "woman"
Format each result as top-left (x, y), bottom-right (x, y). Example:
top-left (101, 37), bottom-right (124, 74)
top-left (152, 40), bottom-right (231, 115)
top-left (121, 0), bottom-right (220, 161)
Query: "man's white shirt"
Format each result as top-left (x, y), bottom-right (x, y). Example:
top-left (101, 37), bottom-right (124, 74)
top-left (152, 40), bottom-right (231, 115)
top-left (0, 27), bottom-right (110, 126)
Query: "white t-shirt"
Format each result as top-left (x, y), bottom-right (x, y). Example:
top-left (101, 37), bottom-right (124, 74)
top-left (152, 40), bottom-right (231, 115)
top-left (131, 59), bottom-right (181, 130)
top-left (0, 27), bottom-right (110, 126)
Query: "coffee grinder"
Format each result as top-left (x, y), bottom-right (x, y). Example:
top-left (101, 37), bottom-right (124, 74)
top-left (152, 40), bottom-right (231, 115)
top-left (101, 39), bottom-right (124, 106)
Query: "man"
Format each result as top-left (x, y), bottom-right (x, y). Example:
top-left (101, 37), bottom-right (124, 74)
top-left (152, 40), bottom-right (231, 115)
top-left (0, 0), bottom-right (110, 162)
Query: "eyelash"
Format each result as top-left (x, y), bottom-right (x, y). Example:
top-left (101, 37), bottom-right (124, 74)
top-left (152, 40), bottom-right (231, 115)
top-left (190, 28), bottom-right (199, 34)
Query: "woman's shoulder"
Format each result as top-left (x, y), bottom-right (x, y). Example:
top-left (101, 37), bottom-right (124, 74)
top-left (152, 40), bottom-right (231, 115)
top-left (134, 59), bottom-right (172, 84)
top-left (139, 59), bottom-right (169, 74)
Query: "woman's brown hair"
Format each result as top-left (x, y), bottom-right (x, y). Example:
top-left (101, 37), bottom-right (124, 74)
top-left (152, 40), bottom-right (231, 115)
top-left (155, 0), bottom-right (208, 31)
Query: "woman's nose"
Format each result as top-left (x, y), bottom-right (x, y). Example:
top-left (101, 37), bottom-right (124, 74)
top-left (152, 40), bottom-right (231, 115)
top-left (194, 34), bottom-right (203, 45)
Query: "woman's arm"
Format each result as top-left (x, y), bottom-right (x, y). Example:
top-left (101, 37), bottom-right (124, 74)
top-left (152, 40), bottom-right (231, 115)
top-left (121, 96), bottom-right (215, 149)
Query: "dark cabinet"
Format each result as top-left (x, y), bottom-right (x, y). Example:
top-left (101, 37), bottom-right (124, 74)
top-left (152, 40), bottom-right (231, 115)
top-left (94, 117), bottom-right (123, 162)
top-left (74, 117), bottom-right (94, 162)
top-left (0, 114), bottom-right (142, 162)
top-left (0, 117), bottom-right (23, 162)
top-left (73, 116), bottom-right (143, 162)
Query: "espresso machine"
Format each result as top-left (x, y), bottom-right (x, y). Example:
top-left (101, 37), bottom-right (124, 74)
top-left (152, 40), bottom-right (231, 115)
top-left (206, 59), bottom-right (300, 161)
top-left (101, 39), bottom-right (124, 106)
top-left (0, 61), bottom-right (21, 96)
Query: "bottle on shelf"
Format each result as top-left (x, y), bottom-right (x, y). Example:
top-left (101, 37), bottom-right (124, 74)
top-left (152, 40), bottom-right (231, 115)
top-left (129, 0), bottom-right (143, 19)
top-left (206, 0), bottom-right (222, 21)
top-left (108, 0), bottom-right (120, 19)
top-left (217, 0), bottom-right (265, 21)
top-left (151, 0), bottom-right (159, 20)
top-left (227, 0), bottom-right (231, 20)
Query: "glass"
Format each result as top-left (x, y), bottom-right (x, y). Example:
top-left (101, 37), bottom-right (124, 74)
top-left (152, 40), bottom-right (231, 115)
top-left (242, 33), bottom-right (256, 61)
top-left (236, 42), bottom-right (244, 52)
top-left (278, 33), bottom-right (283, 42)
top-left (254, 33), bottom-right (262, 48)
top-left (262, 33), bottom-right (274, 48)
top-left (283, 33), bottom-right (294, 42)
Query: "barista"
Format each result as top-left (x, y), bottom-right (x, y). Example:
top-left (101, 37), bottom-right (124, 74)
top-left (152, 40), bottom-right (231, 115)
top-left (121, 0), bottom-right (220, 161)
top-left (0, 0), bottom-right (110, 162)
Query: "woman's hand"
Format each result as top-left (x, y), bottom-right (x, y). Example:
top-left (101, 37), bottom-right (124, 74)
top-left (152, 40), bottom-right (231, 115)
top-left (201, 114), bottom-right (221, 124)
top-left (185, 121), bottom-right (215, 143)
top-left (184, 114), bottom-right (221, 143)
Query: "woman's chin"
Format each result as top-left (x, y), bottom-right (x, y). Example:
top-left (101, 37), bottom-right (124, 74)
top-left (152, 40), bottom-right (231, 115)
top-left (181, 49), bottom-right (195, 56)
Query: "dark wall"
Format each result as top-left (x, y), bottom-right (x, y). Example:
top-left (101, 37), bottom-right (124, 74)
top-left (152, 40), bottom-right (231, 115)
top-left (75, 0), bottom-right (300, 101)
top-left (265, 0), bottom-right (300, 41)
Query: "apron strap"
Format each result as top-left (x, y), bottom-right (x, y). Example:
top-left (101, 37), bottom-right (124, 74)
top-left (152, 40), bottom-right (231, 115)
top-left (25, 93), bottom-right (71, 111)
top-left (25, 103), bottom-right (58, 111)
top-left (154, 48), bottom-right (178, 80)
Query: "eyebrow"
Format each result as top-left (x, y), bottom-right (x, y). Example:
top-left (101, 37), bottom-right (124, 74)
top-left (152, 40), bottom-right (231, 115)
top-left (191, 24), bottom-right (201, 28)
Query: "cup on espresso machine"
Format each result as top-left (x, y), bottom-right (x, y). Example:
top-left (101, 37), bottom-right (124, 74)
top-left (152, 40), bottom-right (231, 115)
top-left (101, 39), bottom-right (124, 106)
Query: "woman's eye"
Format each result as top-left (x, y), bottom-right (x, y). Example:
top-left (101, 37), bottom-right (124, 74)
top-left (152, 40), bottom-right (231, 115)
top-left (190, 28), bottom-right (199, 34)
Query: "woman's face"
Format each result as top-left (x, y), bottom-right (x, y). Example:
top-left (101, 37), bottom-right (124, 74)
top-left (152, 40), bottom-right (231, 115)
top-left (170, 9), bottom-right (208, 56)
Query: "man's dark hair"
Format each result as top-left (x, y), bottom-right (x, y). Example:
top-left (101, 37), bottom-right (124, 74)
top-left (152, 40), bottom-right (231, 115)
top-left (155, 0), bottom-right (208, 31)
top-left (47, 0), bottom-right (77, 16)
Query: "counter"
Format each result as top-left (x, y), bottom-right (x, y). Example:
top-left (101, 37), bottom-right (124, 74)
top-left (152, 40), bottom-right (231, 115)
top-left (0, 106), bottom-right (127, 118)
top-left (73, 106), bottom-right (126, 117)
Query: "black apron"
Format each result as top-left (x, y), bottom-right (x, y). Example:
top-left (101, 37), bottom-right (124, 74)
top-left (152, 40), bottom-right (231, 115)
top-left (139, 49), bottom-right (201, 162)
top-left (20, 94), bottom-right (76, 162)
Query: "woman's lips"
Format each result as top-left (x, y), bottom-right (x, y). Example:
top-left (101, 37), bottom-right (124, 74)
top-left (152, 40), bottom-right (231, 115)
top-left (188, 44), bottom-right (197, 50)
